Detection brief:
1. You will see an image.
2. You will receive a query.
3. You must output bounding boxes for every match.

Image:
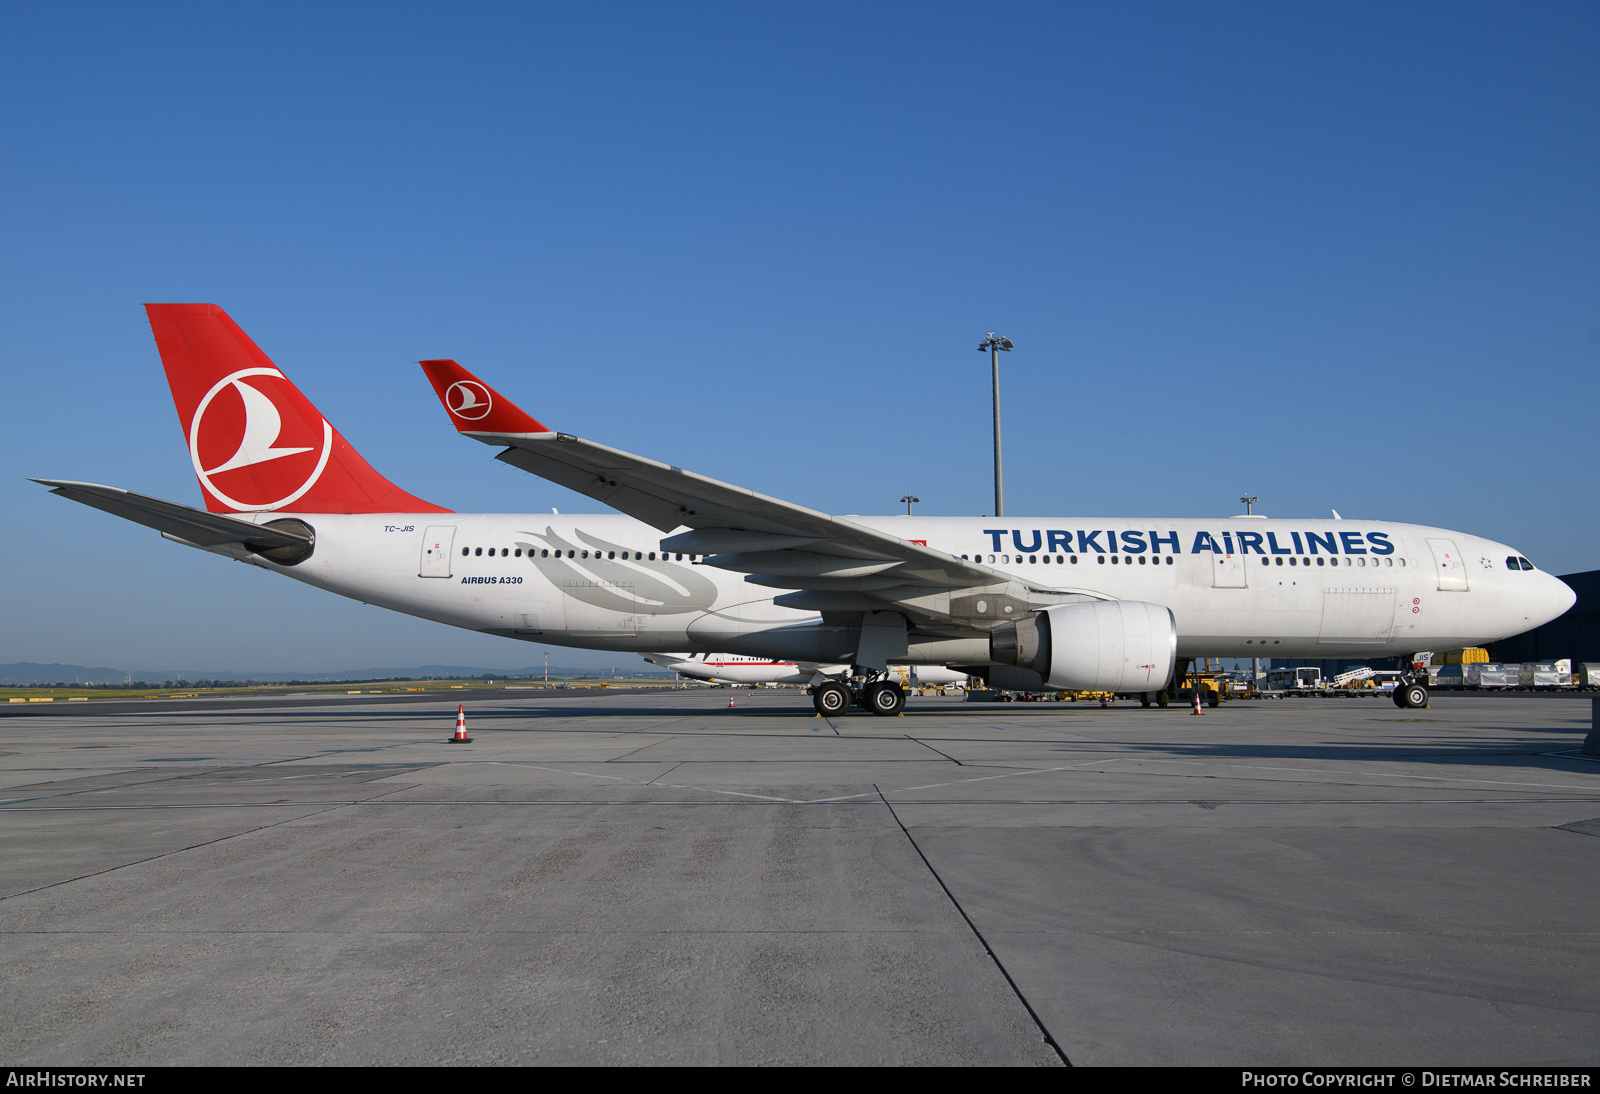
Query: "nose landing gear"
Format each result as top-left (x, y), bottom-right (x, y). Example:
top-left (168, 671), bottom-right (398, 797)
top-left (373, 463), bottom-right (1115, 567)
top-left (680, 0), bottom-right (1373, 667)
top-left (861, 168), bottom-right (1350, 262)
top-left (1394, 679), bottom-right (1430, 709)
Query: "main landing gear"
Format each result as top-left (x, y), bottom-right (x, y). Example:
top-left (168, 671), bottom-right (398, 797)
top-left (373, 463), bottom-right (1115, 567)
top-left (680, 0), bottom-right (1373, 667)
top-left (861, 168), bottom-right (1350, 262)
top-left (863, 679), bottom-right (906, 716)
top-left (810, 676), bottom-right (905, 717)
top-left (812, 681), bottom-right (850, 716)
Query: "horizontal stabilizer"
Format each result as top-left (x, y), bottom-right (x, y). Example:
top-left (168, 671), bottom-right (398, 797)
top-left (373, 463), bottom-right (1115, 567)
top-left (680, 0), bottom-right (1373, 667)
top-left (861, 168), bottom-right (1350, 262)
top-left (32, 480), bottom-right (312, 550)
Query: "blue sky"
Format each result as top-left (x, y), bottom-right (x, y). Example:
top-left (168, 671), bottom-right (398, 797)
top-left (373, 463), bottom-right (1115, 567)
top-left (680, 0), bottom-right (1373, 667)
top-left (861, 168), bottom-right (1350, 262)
top-left (2, 2), bottom-right (1596, 673)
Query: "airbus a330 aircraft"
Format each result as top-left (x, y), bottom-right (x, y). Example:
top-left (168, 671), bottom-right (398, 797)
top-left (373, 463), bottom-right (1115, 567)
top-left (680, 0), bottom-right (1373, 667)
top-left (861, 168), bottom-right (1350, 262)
top-left (37, 305), bottom-right (1576, 716)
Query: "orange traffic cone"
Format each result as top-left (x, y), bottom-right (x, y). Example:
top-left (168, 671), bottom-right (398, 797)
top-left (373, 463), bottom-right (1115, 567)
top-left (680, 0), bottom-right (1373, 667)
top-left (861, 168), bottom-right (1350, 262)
top-left (728, 694), bottom-right (735, 708)
top-left (449, 703), bottom-right (473, 743)
top-left (1191, 689), bottom-right (1204, 716)
top-left (1099, 695), bottom-right (1107, 708)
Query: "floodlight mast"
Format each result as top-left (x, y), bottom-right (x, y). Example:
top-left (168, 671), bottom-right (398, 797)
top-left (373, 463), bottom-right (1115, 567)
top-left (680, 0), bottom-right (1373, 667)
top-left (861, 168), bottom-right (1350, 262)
top-left (978, 333), bottom-right (1014, 517)
top-left (1240, 495), bottom-right (1258, 516)
top-left (901, 494), bottom-right (919, 516)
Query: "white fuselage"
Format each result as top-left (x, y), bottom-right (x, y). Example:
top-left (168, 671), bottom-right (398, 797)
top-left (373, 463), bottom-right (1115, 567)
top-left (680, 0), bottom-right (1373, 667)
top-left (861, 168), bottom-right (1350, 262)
top-left (230, 512), bottom-right (1574, 663)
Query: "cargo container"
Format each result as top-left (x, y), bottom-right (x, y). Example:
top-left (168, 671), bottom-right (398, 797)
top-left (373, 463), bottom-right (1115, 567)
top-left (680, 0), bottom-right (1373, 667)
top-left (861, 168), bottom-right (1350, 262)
top-left (1476, 663), bottom-right (1518, 687)
top-left (1436, 663), bottom-right (1518, 688)
top-left (1432, 648), bottom-right (1490, 665)
top-left (1523, 662), bottom-right (1571, 688)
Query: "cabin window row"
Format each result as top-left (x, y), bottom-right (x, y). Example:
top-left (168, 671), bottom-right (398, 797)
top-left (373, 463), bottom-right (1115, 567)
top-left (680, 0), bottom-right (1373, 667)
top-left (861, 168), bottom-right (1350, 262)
top-left (960, 554), bottom-right (1176, 566)
top-left (1263, 556), bottom-right (1405, 567)
top-left (460, 546), bottom-right (700, 561)
top-left (955, 553), bottom-right (1411, 570)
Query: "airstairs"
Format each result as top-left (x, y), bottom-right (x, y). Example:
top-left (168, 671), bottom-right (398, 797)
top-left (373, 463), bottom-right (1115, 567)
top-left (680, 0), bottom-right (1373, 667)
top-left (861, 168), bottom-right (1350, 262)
top-left (1329, 666), bottom-right (1375, 689)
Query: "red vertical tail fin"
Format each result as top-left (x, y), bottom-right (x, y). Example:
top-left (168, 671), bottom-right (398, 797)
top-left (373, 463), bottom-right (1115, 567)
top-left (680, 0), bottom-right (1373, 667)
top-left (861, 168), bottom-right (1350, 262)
top-left (145, 304), bottom-right (448, 514)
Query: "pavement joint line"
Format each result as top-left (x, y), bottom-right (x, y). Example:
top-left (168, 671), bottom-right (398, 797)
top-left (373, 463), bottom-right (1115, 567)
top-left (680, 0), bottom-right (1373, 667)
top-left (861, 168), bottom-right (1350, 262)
top-left (0, 756), bottom-right (440, 805)
top-left (847, 796), bottom-right (1600, 806)
top-left (484, 760), bottom-right (798, 802)
top-left (1039, 934), bottom-right (1600, 1017)
top-left (0, 762), bottom-right (336, 806)
top-left (1223, 763), bottom-right (1600, 792)
top-left (606, 737), bottom-right (682, 761)
top-left (1544, 750), bottom-right (1600, 764)
top-left (1001, 928), bottom-right (1600, 937)
top-left (0, 794), bottom-right (367, 902)
top-left (6, 796), bottom-right (1600, 811)
top-left (884, 761), bottom-right (1114, 795)
top-left (0, 928), bottom-right (951, 936)
top-left (1365, 771), bottom-right (1600, 791)
top-left (875, 785), bottom-right (1072, 1067)
top-left (644, 761), bottom-right (686, 786)
top-left (903, 735), bottom-right (965, 766)
top-left (485, 761), bottom-right (642, 784)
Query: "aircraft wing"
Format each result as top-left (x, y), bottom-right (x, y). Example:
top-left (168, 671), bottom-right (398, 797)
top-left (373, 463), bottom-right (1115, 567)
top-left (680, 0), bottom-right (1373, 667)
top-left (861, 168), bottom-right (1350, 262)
top-left (418, 360), bottom-right (1033, 596)
top-left (32, 480), bottom-right (313, 551)
top-left (418, 360), bottom-right (1100, 640)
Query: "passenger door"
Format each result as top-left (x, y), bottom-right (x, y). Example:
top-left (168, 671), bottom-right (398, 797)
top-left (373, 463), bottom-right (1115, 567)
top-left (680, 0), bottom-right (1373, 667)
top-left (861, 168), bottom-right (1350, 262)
top-left (419, 525), bottom-right (456, 578)
top-left (1427, 538), bottom-right (1469, 592)
top-left (1212, 551), bottom-right (1247, 588)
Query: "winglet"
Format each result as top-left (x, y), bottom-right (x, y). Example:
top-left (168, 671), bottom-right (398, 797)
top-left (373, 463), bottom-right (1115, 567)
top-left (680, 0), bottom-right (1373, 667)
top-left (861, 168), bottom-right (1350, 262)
top-left (419, 360), bottom-right (551, 434)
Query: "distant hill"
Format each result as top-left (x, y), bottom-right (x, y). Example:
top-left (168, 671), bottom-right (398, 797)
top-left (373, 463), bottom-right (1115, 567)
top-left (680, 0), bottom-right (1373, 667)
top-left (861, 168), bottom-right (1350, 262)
top-left (0, 662), bottom-right (672, 686)
top-left (0, 663), bottom-right (130, 686)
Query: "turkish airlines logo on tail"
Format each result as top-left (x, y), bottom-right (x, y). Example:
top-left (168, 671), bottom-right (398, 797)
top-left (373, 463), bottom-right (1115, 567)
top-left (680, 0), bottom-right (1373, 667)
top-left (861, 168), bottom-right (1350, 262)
top-left (188, 367), bottom-right (332, 511)
top-left (445, 380), bottom-right (493, 421)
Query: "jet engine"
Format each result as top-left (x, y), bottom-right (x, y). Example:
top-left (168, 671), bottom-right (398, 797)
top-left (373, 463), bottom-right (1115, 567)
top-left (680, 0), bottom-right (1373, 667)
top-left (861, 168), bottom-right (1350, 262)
top-left (989, 600), bottom-right (1177, 692)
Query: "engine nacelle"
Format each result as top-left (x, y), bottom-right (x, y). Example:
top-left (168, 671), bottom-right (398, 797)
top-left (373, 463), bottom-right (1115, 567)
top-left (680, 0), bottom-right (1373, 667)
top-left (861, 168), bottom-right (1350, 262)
top-left (990, 601), bottom-right (1177, 692)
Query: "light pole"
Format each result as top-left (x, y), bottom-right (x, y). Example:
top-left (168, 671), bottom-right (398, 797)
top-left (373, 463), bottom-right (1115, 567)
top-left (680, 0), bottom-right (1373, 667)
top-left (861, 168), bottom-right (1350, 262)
top-left (901, 494), bottom-right (919, 515)
top-left (978, 333), bottom-right (1013, 517)
top-left (1238, 498), bottom-right (1261, 689)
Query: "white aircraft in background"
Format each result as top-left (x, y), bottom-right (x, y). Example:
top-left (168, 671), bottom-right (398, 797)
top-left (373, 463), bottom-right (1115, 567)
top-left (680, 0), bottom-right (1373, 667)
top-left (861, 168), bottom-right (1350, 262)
top-left (37, 305), bottom-right (1575, 716)
top-left (644, 653), bottom-right (969, 689)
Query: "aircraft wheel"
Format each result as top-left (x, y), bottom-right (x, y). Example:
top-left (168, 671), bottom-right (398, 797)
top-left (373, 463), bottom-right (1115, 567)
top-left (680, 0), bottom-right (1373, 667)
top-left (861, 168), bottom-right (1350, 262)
top-left (1156, 691), bottom-right (1169, 708)
top-left (1208, 690), bottom-right (1220, 708)
top-left (865, 680), bottom-right (905, 717)
top-left (1140, 693), bottom-right (1152, 708)
top-left (813, 682), bottom-right (850, 717)
top-left (1399, 683), bottom-right (1429, 709)
top-left (1392, 687), bottom-right (1407, 708)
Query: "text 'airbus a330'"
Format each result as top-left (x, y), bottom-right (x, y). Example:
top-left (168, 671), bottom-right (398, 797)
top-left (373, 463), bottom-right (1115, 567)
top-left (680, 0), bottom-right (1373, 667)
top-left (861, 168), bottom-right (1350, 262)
top-left (36, 305), bottom-right (1576, 716)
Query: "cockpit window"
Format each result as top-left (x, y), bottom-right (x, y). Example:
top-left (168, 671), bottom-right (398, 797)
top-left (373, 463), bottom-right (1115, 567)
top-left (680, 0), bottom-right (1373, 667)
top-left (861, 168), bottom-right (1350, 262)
top-left (1507, 556), bottom-right (1520, 570)
top-left (1519, 557), bottom-right (1535, 571)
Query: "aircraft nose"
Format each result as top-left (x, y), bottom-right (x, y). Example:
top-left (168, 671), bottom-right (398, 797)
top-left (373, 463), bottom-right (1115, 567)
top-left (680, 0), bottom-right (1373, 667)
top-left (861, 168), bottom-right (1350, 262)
top-left (1534, 572), bottom-right (1576, 628)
